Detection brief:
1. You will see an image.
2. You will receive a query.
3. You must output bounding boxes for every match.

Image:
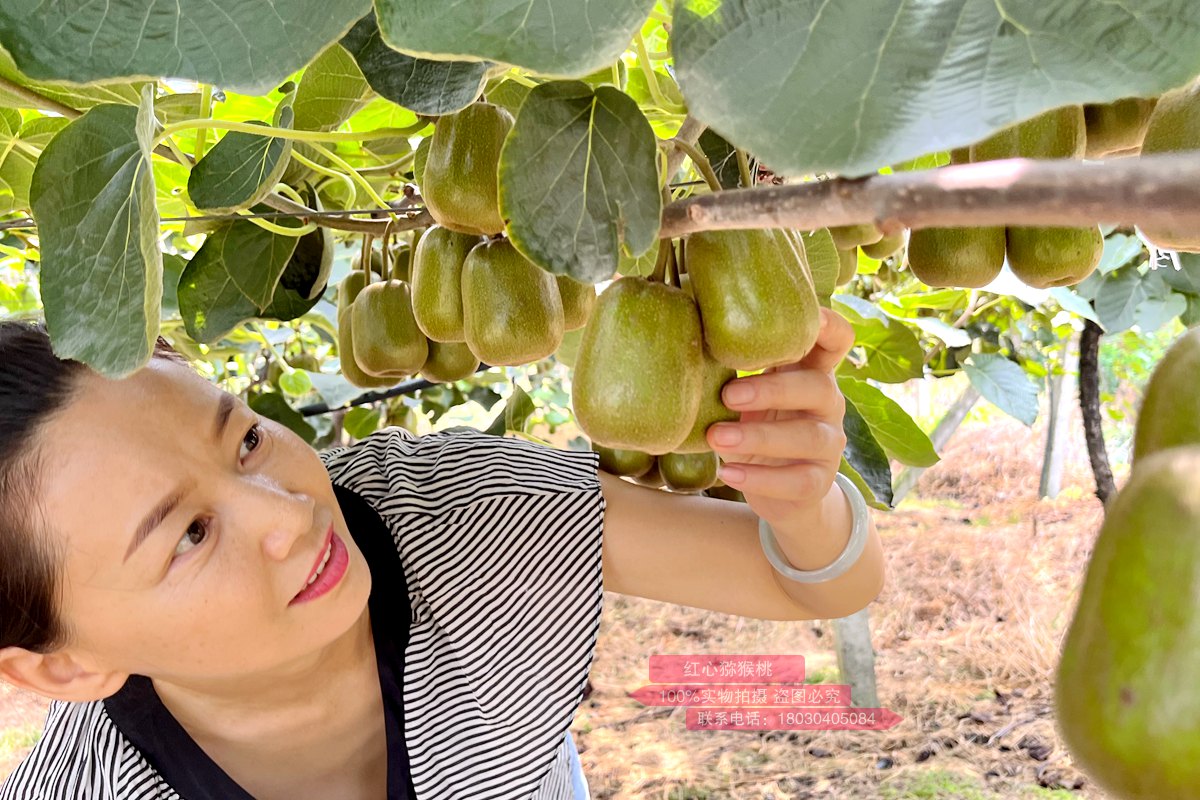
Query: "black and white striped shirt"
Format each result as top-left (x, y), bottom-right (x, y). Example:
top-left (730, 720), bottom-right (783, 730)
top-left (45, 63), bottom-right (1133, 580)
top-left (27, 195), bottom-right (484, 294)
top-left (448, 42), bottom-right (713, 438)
top-left (2, 426), bottom-right (606, 799)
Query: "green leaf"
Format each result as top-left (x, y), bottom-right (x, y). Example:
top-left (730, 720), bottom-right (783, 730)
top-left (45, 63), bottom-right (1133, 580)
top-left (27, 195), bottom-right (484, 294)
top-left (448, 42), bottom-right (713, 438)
top-left (1094, 267), bottom-right (1150, 333)
top-left (280, 369), bottom-right (314, 397)
top-left (178, 220), bottom-right (300, 342)
top-left (499, 81), bottom-right (661, 283)
top-left (837, 312), bottom-right (924, 384)
top-left (1047, 287), bottom-right (1101, 324)
top-left (307, 370), bottom-right (365, 410)
top-left (292, 43), bottom-right (372, 132)
top-left (30, 92), bottom-right (161, 376)
top-left (1158, 253), bottom-right (1200, 295)
top-left (672, 0), bottom-right (1200, 176)
top-left (902, 316), bottom-right (971, 348)
top-left (894, 288), bottom-right (970, 311)
top-left (374, 0), bottom-right (656, 78)
top-left (837, 377), bottom-right (939, 468)
top-left (841, 401), bottom-right (893, 508)
top-left (160, 253), bottom-right (187, 318)
top-left (0, 49), bottom-right (147, 110)
top-left (1134, 292), bottom-right (1188, 333)
top-left (249, 392), bottom-right (316, 444)
top-left (1096, 233), bottom-right (1145, 275)
top-left (505, 385), bottom-right (536, 433)
top-left (799, 228), bottom-right (839, 305)
top-left (964, 353), bottom-right (1039, 426)
top-left (187, 109), bottom-right (294, 213)
top-left (838, 457), bottom-right (889, 511)
top-left (344, 405), bottom-right (384, 440)
top-left (0, 1), bottom-right (370, 94)
top-left (485, 79), bottom-right (533, 118)
top-left (341, 12), bottom-right (489, 116)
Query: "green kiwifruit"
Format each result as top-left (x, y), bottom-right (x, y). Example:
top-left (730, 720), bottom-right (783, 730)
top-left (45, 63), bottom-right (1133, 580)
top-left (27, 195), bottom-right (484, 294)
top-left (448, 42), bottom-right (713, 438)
top-left (829, 223), bottom-right (884, 249)
top-left (411, 225), bottom-right (481, 342)
top-left (557, 274), bottom-right (598, 331)
top-left (1005, 225), bottom-right (1103, 289)
top-left (1132, 327), bottom-right (1200, 463)
top-left (421, 102), bottom-right (513, 236)
top-left (1138, 83), bottom-right (1200, 252)
top-left (659, 451), bottom-right (720, 492)
top-left (835, 246), bottom-right (858, 286)
top-left (419, 340), bottom-right (480, 383)
top-left (572, 277), bottom-right (703, 454)
top-left (684, 229), bottom-right (821, 371)
top-left (337, 271), bottom-right (369, 317)
top-left (971, 106), bottom-right (1085, 162)
top-left (1084, 97), bottom-right (1158, 158)
top-left (674, 353), bottom-right (739, 454)
top-left (907, 227), bottom-right (1006, 289)
top-left (592, 444), bottom-right (654, 478)
top-left (631, 459), bottom-right (665, 489)
top-left (350, 281), bottom-right (429, 377)
top-left (1056, 445), bottom-right (1200, 800)
top-left (336, 308), bottom-right (398, 389)
top-left (860, 229), bottom-right (906, 260)
top-left (461, 238), bottom-right (564, 366)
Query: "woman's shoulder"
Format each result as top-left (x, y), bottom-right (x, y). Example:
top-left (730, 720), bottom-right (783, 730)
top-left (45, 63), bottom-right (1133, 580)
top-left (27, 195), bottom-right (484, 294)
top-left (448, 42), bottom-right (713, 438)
top-left (1, 700), bottom-right (174, 799)
top-left (319, 426), bottom-right (600, 514)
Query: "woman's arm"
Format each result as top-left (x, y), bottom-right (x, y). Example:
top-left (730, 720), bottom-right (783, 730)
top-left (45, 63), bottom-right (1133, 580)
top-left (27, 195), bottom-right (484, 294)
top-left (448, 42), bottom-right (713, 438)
top-left (598, 308), bottom-right (886, 620)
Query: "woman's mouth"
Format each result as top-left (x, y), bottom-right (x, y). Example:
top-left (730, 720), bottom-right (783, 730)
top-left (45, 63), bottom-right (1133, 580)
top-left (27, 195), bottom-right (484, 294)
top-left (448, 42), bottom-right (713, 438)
top-left (289, 526), bottom-right (349, 606)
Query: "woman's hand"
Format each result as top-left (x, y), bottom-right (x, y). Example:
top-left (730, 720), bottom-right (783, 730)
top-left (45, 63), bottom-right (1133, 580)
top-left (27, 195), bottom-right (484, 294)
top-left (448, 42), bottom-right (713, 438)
top-left (705, 307), bottom-right (857, 527)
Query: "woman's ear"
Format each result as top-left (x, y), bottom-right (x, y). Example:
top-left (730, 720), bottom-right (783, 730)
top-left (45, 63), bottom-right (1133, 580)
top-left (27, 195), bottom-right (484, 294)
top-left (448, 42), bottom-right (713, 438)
top-left (0, 646), bottom-right (128, 703)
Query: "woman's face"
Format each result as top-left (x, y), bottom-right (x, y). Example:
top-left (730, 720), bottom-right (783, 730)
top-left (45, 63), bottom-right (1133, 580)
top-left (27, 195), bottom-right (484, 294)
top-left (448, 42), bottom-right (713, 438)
top-left (34, 358), bottom-right (373, 691)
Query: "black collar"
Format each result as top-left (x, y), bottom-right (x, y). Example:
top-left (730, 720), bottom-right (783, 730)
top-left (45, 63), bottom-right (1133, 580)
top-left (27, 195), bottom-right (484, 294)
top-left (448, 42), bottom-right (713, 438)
top-left (104, 483), bottom-right (414, 799)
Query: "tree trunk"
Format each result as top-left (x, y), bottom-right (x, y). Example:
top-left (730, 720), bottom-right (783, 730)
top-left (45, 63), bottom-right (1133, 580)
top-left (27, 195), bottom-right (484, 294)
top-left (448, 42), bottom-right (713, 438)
top-left (1079, 319), bottom-right (1116, 507)
top-left (1040, 334), bottom-right (1079, 499)
top-left (833, 609), bottom-right (879, 708)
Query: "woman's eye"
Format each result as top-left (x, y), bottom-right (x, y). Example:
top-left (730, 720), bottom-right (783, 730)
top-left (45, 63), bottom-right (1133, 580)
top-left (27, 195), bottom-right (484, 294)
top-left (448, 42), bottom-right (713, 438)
top-left (239, 423), bottom-right (264, 459)
top-left (175, 518), bottom-right (210, 558)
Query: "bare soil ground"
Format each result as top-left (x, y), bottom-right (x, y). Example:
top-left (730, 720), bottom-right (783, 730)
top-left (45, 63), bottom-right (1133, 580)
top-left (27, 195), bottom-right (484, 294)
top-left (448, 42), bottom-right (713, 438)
top-left (0, 411), bottom-right (1119, 798)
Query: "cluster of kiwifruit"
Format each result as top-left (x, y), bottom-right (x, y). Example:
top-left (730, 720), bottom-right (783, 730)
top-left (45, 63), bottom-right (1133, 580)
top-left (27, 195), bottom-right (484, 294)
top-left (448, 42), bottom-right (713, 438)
top-left (576, 229), bottom-right (821, 493)
top-left (825, 87), bottom-right (1199, 290)
top-left (335, 100), bottom-right (597, 389)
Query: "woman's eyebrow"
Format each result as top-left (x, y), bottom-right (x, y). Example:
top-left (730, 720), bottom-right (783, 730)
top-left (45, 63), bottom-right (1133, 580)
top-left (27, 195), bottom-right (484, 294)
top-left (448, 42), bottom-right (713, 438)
top-left (122, 394), bottom-right (236, 564)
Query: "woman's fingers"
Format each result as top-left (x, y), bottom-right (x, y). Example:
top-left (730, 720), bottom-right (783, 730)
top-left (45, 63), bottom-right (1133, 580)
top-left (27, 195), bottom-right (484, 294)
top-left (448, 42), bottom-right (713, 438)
top-left (708, 418), bottom-right (847, 463)
top-left (722, 370), bottom-right (845, 418)
top-left (716, 460), bottom-right (838, 504)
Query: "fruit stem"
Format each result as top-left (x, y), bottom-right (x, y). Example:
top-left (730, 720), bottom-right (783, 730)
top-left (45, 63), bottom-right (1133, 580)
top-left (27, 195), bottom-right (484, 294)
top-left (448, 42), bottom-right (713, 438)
top-left (665, 240), bottom-right (680, 288)
top-left (161, 135), bottom-right (191, 169)
top-left (292, 149), bottom-right (358, 205)
top-left (671, 138), bottom-right (723, 192)
top-left (251, 322), bottom-right (293, 375)
top-left (361, 234), bottom-right (374, 286)
top-left (633, 33), bottom-right (685, 114)
top-left (736, 148), bottom-right (754, 188)
top-left (650, 237), bottom-right (671, 283)
top-left (357, 152), bottom-right (415, 176)
top-left (381, 227), bottom-right (393, 281)
top-left (304, 142), bottom-right (392, 211)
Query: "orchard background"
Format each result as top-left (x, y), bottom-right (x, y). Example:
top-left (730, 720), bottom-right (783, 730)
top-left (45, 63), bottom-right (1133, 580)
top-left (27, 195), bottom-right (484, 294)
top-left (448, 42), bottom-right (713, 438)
top-left (3, 0), bottom-right (1200, 797)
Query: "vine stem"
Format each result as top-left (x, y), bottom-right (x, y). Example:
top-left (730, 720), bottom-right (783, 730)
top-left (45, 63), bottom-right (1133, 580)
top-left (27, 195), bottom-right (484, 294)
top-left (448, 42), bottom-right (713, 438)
top-left (671, 138), bottom-right (723, 192)
top-left (154, 117), bottom-right (405, 147)
top-left (0, 75), bottom-right (81, 119)
top-left (238, 209), bottom-right (315, 237)
top-left (735, 148), bottom-right (754, 188)
top-left (633, 33), bottom-right (684, 114)
top-left (291, 148), bottom-right (357, 205)
top-left (194, 84), bottom-right (213, 161)
top-left (251, 322), bottom-right (291, 374)
top-left (660, 152), bottom-right (1200, 238)
top-left (305, 142), bottom-right (391, 210)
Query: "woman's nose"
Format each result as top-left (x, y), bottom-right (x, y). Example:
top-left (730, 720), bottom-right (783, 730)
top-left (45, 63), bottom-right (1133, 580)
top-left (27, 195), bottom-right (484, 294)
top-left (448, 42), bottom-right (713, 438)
top-left (239, 475), bottom-right (317, 562)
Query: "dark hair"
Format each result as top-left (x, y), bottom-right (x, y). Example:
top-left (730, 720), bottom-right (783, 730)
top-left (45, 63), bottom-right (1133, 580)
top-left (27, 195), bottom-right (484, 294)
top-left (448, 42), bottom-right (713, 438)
top-left (1, 320), bottom-right (187, 654)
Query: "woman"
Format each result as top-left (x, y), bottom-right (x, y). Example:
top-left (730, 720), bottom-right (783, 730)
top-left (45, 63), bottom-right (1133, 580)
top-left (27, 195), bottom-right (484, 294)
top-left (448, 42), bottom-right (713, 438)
top-left (0, 308), bottom-right (883, 799)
